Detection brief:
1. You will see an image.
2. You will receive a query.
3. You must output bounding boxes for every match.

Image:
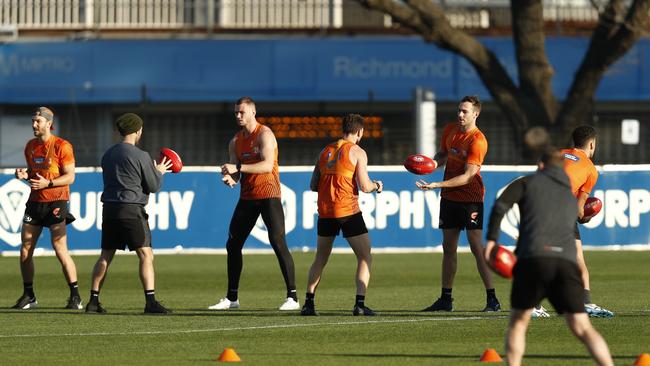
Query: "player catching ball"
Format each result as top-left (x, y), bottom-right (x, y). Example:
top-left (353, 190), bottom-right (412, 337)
top-left (301, 113), bottom-right (383, 316)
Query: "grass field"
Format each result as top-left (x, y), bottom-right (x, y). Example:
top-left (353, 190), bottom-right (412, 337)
top-left (0, 251), bottom-right (648, 365)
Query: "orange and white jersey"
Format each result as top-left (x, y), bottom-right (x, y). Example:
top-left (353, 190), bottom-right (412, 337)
top-left (439, 122), bottom-right (488, 203)
top-left (317, 139), bottom-right (360, 219)
top-left (234, 124), bottom-right (281, 200)
top-left (562, 148), bottom-right (598, 197)
top-left (24, 135), bottom-right (75, 202)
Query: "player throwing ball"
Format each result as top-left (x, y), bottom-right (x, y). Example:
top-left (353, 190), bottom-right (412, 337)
top-left (301, 113), bottom-right (383, 316)
top-left (415, 95), bottom-right (500, 312)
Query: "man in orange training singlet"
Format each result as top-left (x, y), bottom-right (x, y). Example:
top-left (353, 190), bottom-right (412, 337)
top-left (301, 113), bottom-right (383, 316)
top-left (12, 107), bottom-right (82, 310)
top-left (416, 95), bottom-right (500, 312)
top-left (209, 97), bottom-right (299, 311)
top-left (559, 125), bottom-right (613, 318)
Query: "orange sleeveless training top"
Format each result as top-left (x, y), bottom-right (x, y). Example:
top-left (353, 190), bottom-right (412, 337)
top-left (234, 124), bottom-right (281, 200)
top-left (24, 135), bottom-right (75, 202)
top-left (317, 139), bottom-right (360, 219)
top-left (562, 148), bottom-right (598, 197)
top-left (439, 123), bottom-right (487, 203)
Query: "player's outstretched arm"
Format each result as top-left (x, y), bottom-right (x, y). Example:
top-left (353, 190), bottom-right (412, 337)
top-left (416, 163), bottom-right (479, 190)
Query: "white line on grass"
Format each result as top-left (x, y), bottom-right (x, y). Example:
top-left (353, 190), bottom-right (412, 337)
top-left (0, 315), bottom-right (506, 339)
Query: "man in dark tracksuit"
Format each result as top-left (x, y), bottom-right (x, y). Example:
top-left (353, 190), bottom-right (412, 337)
top-left (85, 113), bottom-right (173, 314)
top-left (484, 148), bottom-right (613, 366)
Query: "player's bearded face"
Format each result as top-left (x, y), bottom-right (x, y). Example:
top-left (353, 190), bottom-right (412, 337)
top-left (457, 102), bottom-right (478, 127)
top-left (32, 116), bottom-right (50, 137)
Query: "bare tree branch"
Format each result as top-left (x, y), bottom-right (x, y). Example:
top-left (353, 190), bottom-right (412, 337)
top-left (360, 0), bottom-right (431, 35)
top-left (358, 0), bottom-right (647, 158)
top-left (557, 0), bottom-right (650, 136)
top-left (361, 0), bottom-right (530, 136)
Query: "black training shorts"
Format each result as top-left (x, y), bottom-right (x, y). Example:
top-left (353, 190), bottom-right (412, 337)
top-left (23, 200), bottom-right (75, 227)
top-left (511, 257), bottom-right (585, 314)
top-left (101, 203), bottom-right (151, 251)
top-left (318, 212), bottom-right (368, 238)
top-left (438, 198), bottom-right (483, 230)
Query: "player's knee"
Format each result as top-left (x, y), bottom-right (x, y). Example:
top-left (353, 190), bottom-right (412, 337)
top-left (567, 315), bottom-right (591, 338)
top-left (52, 242), bottom-right (67, 253)
top-left (20, 245), bottom-right (34, 260)
top-left (137, 248), bottom-right (154, 262)
top-left (443, 247), bottom-right (457, 257)
top-left (358, 251), bottom-right (372, 264)
top-left (226, 239), bottom-right (244, 253)
top-left (267, 233), bottom-right (287, 250)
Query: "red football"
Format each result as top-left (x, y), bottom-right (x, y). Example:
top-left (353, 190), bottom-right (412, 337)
top-left (159, 147), bottom-right (183, 173)
top-left (489, 245), bottom-right (516, 279)
top-left (584, 197), bottom-right (602, 217)
top-left (403, 154), bottom-right (437, 175)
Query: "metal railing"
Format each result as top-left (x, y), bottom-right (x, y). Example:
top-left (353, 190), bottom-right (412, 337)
top-left (0, 0), bottom-right (601, 32)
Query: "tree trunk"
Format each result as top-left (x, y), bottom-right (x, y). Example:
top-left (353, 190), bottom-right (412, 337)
top-left (511, 0), bottom-right (557, 126)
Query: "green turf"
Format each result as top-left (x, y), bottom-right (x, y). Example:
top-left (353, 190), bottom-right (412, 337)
top-left (0, 251), bottom-right (648, 365)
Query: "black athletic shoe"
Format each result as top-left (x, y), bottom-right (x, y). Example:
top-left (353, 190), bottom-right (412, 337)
top-left (482, 297), bottom-right (501, 312)
top-left (85, 302), bottom-right (107, 314)
top-left (12, 294), bottom-right (38, 310)
top-left (300, 304), bottom-right (318, 316)
top-left (422, 297), bottom-right (453, 312)
top-left (353, 305), bottom-right (376, 316)
top-left (144, 301), bottom-right (171, 314)
top-left (65, 295), bottom-right (83, 310)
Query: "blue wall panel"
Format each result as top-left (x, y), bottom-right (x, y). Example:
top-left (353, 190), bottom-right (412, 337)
top-left (1, 37), bottom-right (649, 103)
top-left (1, 167), bottom-right (648, 252)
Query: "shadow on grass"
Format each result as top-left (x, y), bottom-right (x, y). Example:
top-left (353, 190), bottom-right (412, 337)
top-left (243, 352), bottom-right (639, 362)
top-left (2, 307), bottom-right (646, 319)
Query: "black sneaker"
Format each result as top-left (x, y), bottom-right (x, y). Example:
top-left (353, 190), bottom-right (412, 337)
top-left (144, 301), bottom-right (171, 314)
top-left (85, 302), bottom-right (107, 314)
top-left (12, 294), bottom-right (37, 310)
top-left (482, 297), bottom-right (501, 312)
top-left (65, 295), bottom-right (83, 310)
top-left (422, 297), bottom-right (453, 312)
top-left (353, 305), bottom-right (376, 316)
top-left (300, 304), bottom-right (318, 316)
